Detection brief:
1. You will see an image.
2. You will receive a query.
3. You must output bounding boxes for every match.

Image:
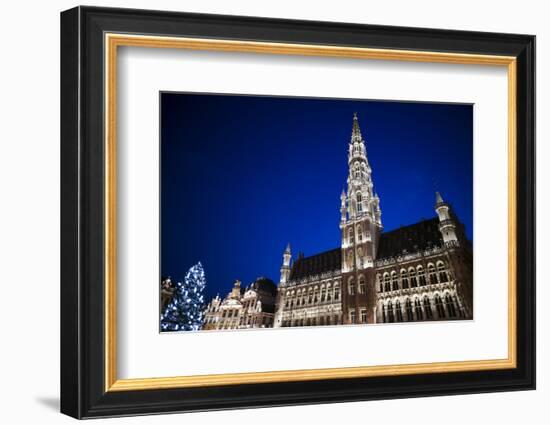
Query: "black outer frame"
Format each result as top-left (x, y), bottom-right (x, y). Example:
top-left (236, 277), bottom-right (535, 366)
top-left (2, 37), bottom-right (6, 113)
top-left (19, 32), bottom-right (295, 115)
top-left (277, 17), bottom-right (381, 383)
top-left (60, 6), bottom-right (535, 419)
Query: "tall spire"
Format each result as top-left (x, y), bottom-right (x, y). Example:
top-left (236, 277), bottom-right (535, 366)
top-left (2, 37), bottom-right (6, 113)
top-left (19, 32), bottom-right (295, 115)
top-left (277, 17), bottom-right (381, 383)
top-left (342, 113), bottom-right (381, 226)
top-left (351, 112), bottom-right (362, 143)
top-left (435, 191), bottom-right (444, 205)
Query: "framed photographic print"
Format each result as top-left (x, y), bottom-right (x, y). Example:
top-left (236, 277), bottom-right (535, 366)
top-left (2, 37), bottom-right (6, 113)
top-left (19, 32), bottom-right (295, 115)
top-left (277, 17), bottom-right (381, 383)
top-left (60, 6), bottom-right (535, 419)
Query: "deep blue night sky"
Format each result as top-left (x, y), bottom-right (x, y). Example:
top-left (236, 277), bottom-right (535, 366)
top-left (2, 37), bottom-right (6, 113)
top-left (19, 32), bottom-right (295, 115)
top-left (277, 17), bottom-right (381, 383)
top-left (161, 93), bottom-right (473, 302)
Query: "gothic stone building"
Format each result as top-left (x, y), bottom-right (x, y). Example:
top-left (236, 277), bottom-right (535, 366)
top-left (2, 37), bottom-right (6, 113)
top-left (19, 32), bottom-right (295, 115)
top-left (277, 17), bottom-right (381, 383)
top-left (273, 114), bottom-right (473, 327)
top-left (203, 277), bottom-right (277, 330)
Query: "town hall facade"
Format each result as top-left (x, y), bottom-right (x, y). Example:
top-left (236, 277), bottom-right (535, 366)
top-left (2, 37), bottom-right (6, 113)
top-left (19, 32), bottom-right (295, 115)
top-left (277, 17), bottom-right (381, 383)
top-left (204, 114), bottom-right (473, 330)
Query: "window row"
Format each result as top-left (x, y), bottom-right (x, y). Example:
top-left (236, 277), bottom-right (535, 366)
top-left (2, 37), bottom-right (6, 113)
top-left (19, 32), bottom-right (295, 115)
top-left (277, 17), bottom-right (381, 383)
top-left (348, 307), bottom-right (368, 324)
top-left (346, 225), bottom-right (371, 244)
top-left (377, 262), bottom-right (450, 293)
top-left (281, 315), bottom-right (342, 327)
top-left (284, 284), bottom-right (341, 308)
top-left (347, 275), bottom-right (367, 295)
top-left (379, 293), bottom-right (464, 323)
top-left (205, 315), bottom-right (272, 327)
top-left (221, 309), bottom-right (240, 318)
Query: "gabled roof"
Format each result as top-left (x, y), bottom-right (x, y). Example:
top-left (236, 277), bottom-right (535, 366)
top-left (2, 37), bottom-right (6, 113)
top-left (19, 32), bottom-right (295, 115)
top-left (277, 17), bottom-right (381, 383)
top-left (377, 218), bottom-right (443, 259)
top-left (289, 248), bottom-right (342, 280)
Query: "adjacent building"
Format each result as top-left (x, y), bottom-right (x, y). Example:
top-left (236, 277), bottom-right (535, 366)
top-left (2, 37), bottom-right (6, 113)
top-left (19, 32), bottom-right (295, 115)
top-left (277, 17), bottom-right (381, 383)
top-left (203, 277), bottom-right (277, 330)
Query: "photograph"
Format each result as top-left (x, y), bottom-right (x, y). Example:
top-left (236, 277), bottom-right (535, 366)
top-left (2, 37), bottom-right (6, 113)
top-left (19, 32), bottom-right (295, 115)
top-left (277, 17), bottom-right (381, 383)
top-left (159, 93), bottom-right (474, 332)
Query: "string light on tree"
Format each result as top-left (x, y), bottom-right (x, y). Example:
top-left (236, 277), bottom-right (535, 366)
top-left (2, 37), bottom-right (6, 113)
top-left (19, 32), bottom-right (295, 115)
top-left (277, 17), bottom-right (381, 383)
top-left (160, 262), bottom-right (206, 331)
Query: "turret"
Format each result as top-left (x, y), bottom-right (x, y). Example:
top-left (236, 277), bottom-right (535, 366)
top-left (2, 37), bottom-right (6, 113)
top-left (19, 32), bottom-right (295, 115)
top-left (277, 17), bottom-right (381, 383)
top-left (435, 191), bottom-right (458, 244)
top-left (279, 243), bottom-right (292, 284)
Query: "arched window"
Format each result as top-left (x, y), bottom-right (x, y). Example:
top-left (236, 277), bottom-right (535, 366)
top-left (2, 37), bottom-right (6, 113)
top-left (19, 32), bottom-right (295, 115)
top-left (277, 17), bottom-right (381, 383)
top-left (384, 273), bottom-right (391, 292)
top-left (308, 288), bottom-right (313, 304)
top-left (435, 294), bottom-right (446, 318)
top-left (395, 300), bottom-right (403, 322)
top-left (358, 275), bottom-right (366, 294)
top-left (348, 277), bottom-right (356, 295)
top-left (405, 298), bottom-right (414, 321)
top-left (423, 296), bottom-right (433, 319)
top-left (391, 271), bottom-right (399, 291)
top-left (320, 286), bottom-right (326, 302)
top-left (356, 192), bottom-right (363, 213)
top-left (377, 274), bottom-right (384, 292)
top-left (409, 268), bottom-right (417, 287)
top-left (334, 283), bottom-right (340, 300)
top-left (357, 225), bottom-right (363, 242)
top-left (445, 293), bottom-right (457, 317)
top-left (381, 303), bottom-right (387, 323)
top-left (326, 284), bottom-right (332, 301)
top-left (387, 301), bottom-right (395, 323)
top-left (437, 262), bottom-right (449, 282)
top-left (401, 269), bottom-right (409, 289)
top-left (428, 263), bottom-right (437, 284)
top-left (414, 298), bottom-right (424, 320)
top-left (417, 266), bottom-right (426, 286)
top-left (348, 228), bottom-right (354, 244)
top-left (313, 287), bottom-right (319, 303)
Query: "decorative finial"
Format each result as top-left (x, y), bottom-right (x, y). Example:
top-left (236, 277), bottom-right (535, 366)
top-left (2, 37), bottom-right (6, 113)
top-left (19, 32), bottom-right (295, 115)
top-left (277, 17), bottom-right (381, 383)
top-left (435, 191), bottom-right (444, 204)
top-left (285, 243), bottom-right (291, 253)
top-left (351, 112), bottom-right (362, 142)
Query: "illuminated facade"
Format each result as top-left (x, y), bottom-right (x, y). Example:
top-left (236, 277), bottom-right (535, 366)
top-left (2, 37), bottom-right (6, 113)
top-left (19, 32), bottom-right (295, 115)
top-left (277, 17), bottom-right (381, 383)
top-left (204, 114), bottom-right (473, 330)
top-left (273, 114), bottom-right (473, 327)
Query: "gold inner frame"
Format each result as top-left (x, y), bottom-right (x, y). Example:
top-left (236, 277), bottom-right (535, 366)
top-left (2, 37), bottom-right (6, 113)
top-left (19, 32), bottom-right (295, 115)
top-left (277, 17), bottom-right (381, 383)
top-left (104, 33), bottom-right (517, 392)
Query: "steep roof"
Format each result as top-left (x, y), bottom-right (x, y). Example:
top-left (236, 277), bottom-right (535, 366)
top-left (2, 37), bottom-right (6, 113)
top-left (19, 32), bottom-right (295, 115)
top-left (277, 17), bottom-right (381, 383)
top-left (286, 218), bottom-right (444, 280)
top-left (377, 218), bottom-right (443, 259)
top-left (289, 248), bottom-right (342, 280)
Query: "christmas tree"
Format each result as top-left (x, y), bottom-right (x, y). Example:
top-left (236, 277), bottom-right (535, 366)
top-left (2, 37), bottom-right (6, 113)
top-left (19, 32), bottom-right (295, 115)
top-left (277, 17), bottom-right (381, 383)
top-left (160, 262), bottom-right (206, 331)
